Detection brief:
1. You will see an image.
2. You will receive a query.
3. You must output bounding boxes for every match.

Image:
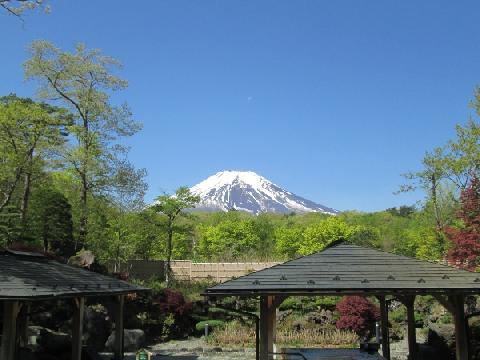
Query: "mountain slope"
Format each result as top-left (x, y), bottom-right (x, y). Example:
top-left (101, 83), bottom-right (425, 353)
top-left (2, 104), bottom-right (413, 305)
top-left (190, 170), bottom-right (337, 215)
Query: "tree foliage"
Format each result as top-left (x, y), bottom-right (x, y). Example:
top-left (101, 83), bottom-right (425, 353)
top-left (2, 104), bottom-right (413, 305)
top-left (0, 0), bottom-right (49, 17)
top-left (445, 175), bottom-right (480, 270)
top-left (150, 187), bottom-right (200, 282)
top-left (28, 187), bottom-right (74, 257)
top-left (336, 296), bottom-right (379, 336)
top-left (0, 95), bottom-right (67, 215)
top-left (24, 40), bottom-right (146, 247)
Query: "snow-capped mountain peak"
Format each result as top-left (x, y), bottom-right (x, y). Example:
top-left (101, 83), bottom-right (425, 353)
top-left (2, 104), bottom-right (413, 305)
top-left (190, 170), bottom-right (337, 215)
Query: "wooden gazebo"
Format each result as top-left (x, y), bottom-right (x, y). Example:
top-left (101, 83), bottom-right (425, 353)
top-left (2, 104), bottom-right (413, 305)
top-left (205, 242), bottom-right (480, 360)
top-left (0, 249), bottom-right (147, 360)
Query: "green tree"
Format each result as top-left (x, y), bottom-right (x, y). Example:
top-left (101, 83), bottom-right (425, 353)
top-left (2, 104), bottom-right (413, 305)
top-left (28, 187), bottom-right (74, 256)
top-left (0, 95), bottom-right (68, 233)
top-left (399, 148), bottom-right (446, 231)
top-left (25, 40), bottom-right (146, 247)
top-left (299, 217), bottom-right (359, 255)
top-left (442, 119), bottom-right (480, 189)
top-left (0, 205), bottom-right (22, 247)
top-left (150, 187), bottom-right (200, 283)
top-left (274, 225), bottom-right (304, 259)
top-left (197, 219), bottom-right (261, 261)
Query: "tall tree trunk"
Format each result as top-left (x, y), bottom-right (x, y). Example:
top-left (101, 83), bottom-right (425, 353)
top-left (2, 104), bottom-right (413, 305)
top-left (0, 167), bottom-right (23, 213)
top-left (77, 171), bottom-right (88, 251)
top-left (20, 171), bottom-right (32, 234)
top-left (78, 116), bottom-right (89, 251)
top-left (431, 174), bottom-right (442, 231)
top-left (165, 220), bottom-right (173, 285)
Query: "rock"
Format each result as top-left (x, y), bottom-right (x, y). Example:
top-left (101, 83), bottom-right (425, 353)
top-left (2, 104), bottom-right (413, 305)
top-left (105, 329), bottom-right (145, 352)
top-left (306, 309), bottom-right (334, 325)
top-left (84, 304), bottom-right (112, 353)
top-left (427, 324), bottom-right (455, 359)
top-left (68, 250), bottom-right (95, 268)
top-left (277, 309), bottom-right (292, 322)
top-left (291, 320), bottom-right (306, 331)
top-left (418, 344), bottom-right (453, 360)
top-left (36, 327), bottom-right (72, 352)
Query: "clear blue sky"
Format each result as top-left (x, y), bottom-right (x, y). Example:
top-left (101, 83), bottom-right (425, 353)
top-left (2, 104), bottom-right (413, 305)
top-left (2, 1), bottom-right (480, 211)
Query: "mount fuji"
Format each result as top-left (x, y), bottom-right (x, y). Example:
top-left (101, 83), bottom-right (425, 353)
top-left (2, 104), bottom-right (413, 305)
top-left (190, 170), bottom-right (337, 215)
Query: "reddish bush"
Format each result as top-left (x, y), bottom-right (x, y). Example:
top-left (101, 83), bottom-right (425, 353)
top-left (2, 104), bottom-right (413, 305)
top-left (336, 296), bottom-right (379, 335)
top-left (155, 288), bottom-right (193, 316)
top-left (446, 175), bottom-right (480, 270)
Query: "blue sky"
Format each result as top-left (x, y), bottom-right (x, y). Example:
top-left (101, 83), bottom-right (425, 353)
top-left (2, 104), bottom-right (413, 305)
top-left (2, 1), bottom-right (480, 211)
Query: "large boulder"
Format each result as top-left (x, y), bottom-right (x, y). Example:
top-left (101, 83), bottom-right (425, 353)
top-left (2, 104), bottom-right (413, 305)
top-left (68, 250), bottom-right (95, 268)
top-left (84, 304), bottom-right (112, 353)
top-left (426, 324), bottom-right (455, 359)
top-left (417, 344), bottom-right (452, 360)
top-left (34, 326), bottom-right (72, 352)
top-left (105, 329), bottom-right (145, 352)
top-left (306, 309), bottom-right (334, 326)
top-left (277, 309), bottom-right (292, 323)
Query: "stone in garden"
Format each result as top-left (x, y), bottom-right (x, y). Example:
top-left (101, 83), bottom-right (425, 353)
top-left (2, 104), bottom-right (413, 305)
top-left (36, 327), bottom-right (72, 352)
top-left (427, 323), bottom-right (455, 356)
top-left (105, 329), bottom-right (145, 352)
top-left (68, 249), bottom-right (95, 268)
top-left (84, 304), bottom-right (112, 352)
top-left (276, 309), bottom-right (292, 322)
top-left (306, 309), bottom-right (334, 325)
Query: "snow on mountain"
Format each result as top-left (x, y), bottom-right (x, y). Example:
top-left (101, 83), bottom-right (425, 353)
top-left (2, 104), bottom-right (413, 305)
top-left (190, 170), bottom-right (337, 215)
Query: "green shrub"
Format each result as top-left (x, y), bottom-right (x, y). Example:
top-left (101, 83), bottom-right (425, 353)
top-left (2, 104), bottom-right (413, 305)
top-left (315, 296), bottom-right (340, 311)
top-left (414, 311), bottom-right (425, 327)
top-left (390, 308), bottom-right (406, 323)
top-left (279, 297), bottom-right (302, 311)
top-left (438, 312), bottom-right (453, 324)
top-left (196, 319), bottom-right (225, 332)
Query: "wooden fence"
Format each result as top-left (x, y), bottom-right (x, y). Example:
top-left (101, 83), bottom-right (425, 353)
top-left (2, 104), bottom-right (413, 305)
top-left (111, 260), bottom-right (279, 282)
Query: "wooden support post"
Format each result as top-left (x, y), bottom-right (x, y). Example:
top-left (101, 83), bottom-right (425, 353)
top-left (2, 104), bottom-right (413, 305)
top-left (1, 301), bottom-right (20, 360)
top-left (378, 296), bottom-right (390, 360)
top-left (259, 296), bottom-right (276, 360)
top-left (17, 303), bottom-right (29, 348)
top-left (449, 295), bottom-right (468, 360)
top-left (72, 297), bottom-right (85, 360)
top-left (403, 296), bottom-right (417, 360)
top-left (114, 295), bottom-right (125, 360)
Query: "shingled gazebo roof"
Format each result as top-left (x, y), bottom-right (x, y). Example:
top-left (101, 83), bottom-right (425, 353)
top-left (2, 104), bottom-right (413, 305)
top-left (205, 242), bottom-right (480, 297)
top-left (0, 250), bottom-right (147, 300)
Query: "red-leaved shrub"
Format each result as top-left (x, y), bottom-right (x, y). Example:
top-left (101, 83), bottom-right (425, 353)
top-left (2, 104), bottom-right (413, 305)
top-left (445, 175), bottom-right (480, 270)
top-left (154, 288), bottom-right (193, 316)
top-left (335, 296), bottom-right (379, 335)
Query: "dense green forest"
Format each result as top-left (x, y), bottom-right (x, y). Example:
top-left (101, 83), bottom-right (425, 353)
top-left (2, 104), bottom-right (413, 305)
top-left (1, 39), bottom-right (480, 273)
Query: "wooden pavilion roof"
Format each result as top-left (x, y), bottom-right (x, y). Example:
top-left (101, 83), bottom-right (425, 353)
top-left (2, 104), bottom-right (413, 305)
top-left (205, 242), bottom-right (480, 297)
top-left (0, 250), bottom-right (147, 300)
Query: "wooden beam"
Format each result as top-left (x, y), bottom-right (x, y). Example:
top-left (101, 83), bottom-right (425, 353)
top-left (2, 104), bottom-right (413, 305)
top-left (449, 295), bottom-right (468, 360)
top-left (114, 295), bottom-right (125, 360)
top-left (1, 301), bottom-right (20, 360)
top-left (17, 303), bottom-right (29, 349)
top-left (400, 296), bottom-right (417, 360)
top-left (72, 297), bottom-right (85, 360)
top-left (377, 296), bottom-right (390, 360)
top-left (272, 295), bottom-right (287, 308)
top-left (259, 295), bottom-right (276, 360)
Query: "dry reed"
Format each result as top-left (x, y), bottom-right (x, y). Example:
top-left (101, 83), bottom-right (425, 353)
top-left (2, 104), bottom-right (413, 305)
top-left (207, 322), bottom-right (358, 348)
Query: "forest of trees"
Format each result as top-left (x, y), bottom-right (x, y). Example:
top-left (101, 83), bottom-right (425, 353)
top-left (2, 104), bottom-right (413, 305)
top-left (1, 35), bottom-right (480, 272)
